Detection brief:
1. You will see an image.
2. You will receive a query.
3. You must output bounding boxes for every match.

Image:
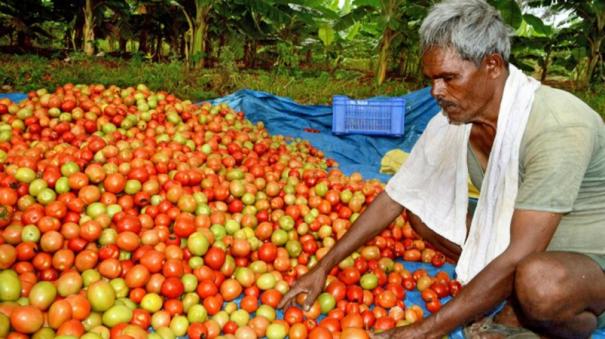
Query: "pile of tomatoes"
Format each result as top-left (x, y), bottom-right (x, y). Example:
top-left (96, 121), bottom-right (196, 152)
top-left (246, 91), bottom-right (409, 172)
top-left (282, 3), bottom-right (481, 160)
top-left (0, 84), bottom-right (461, 339)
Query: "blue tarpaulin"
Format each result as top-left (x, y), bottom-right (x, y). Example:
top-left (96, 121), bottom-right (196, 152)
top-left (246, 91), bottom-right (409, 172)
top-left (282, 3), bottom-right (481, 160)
top-left (2, 89), bottom-right (603, 338)
top-left (0, 93), bottom-right (27, 103)
top-left (209, 88), bottom-right (440, 182)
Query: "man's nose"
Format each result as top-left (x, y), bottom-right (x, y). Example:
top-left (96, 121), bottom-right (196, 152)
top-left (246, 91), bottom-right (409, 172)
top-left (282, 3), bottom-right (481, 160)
top-left (430, 79), bottom-right (445, 100)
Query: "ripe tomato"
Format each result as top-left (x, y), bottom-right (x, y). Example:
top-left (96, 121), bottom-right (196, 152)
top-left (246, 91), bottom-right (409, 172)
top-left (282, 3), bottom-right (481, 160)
top-left (258, 243), bottom-right (278, 263)
top-left (204, 247), bottom-right (226, 270)
top-left (339, 267), bottom-right (361, 285)
top-left (161, 277), bottom-right (184, 299)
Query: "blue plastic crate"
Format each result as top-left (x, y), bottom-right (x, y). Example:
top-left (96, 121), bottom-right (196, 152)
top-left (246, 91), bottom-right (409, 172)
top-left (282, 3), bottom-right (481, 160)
top-left (331, 95), bottom-right (406, 136)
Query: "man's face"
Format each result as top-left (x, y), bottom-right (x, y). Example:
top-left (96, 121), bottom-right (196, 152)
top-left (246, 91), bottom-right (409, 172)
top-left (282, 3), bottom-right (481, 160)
top-left (422, 47), bottom-right (495, 124)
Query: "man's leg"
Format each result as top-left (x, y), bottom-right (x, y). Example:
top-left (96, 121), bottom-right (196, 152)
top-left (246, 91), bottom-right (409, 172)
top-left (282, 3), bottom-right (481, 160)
top-left (407, 211), bottom-right (462, 261)
top-left (514, 251), bottom-right (605, 339)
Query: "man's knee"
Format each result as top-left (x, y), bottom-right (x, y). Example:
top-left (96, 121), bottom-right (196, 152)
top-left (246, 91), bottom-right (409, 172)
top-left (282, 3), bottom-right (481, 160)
top-left (514, 253), bottom-right (570, 322)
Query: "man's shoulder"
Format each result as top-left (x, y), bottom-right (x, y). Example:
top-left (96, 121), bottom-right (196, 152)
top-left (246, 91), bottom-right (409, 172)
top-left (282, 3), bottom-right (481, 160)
top-left (525, 85), bottom-right (603, 138)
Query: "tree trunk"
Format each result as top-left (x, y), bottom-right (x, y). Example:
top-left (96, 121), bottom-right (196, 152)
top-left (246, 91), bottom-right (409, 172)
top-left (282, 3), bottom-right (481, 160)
top-left (540, 47), bottom-right (552, 82)
top-left (155, 34), bottom-right (162, 61)
top-left (180, 35), bottom-right (186, 59)
top-left (83, 0), bottom-right (95, 56)
top-left (119, 37), bottom-right (127, 53)
top-left (139, 30), bottom-right (148, 53)
top-left (190, 2), bottom-right (212, 68)
top-left (584, 36), bottom-right (603, 88)
top-left (243, 40), bottom-right (252, 68)
top-left (376, 28), bottom-right (395, 85)
top-left (17, 31), bottom-right (32, 50)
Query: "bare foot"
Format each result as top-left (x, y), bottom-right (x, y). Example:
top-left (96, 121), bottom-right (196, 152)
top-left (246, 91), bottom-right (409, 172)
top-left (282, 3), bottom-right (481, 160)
top-left (493, 302), bottom-right (524, 328)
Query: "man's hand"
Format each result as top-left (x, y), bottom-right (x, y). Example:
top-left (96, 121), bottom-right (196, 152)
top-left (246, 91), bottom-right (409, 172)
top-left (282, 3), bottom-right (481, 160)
top-left (278, 265), bottom-right (327, 311)
top-left (369, 323), bottom-right (429, 339)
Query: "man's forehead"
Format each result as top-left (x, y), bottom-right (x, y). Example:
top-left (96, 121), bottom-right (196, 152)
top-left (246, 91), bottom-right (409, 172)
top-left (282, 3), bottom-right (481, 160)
top-left (421, 47), bottom-right (474, 76)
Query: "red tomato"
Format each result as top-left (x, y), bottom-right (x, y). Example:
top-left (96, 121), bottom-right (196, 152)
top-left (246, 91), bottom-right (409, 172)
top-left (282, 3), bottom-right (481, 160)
top-left (204, 247), bottom-right (226, 270)
top-left (188, 322), bottom-right (208, 339)
top-left (161, 276), bottom-right (184, 299)
top-left (257, 243), bottom-right (278, 263)
top-left (426, 299), bottom-right (442, 313)
top-left (326, 280), bottom-right (347, 302)
top-left (338, 267), bottom-right (360, 285)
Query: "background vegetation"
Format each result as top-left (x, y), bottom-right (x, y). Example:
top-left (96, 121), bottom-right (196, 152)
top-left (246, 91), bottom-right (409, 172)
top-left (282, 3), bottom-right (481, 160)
top-left (0, 0), bottom-right (603, 114)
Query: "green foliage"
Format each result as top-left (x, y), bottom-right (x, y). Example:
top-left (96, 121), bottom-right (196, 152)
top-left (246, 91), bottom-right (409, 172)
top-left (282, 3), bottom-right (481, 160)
top-left (488, 0), bottom-right (523, 29)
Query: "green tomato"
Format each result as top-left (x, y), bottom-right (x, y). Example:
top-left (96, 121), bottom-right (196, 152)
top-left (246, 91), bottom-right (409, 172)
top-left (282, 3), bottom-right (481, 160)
top-left (29, 281), bottom-right (57, 310)
top-left (266, 323), bottom-right (287, 339)
top-left (140, 293), bottom-right (163, 313)
top-left (241, 192), bottom-right (255, 205)
top-left (182, 292), bottom-right (199, 312)
top-left (314, 182), bottom-right (328, 197)
top-left (230, 309), bottom-right (250, 327)
top-left (210, 224), bottom-right (226, 241)
top-left (278, 215), bottom-right (295, 231)
top-left (21, 224), bottom-right (41, 242)
top-left (0, 313), bottom-right (9, 337)
top-left (188, 256), bottom-right (204, 269)
top-left (285, 240), bottom-right (302, 257)
top-left (61, 162), bottom-right (80, 177)
top-left (86, 202), bottom-right (107, 218)
top-left (255, 305), bottom-right (276, 322)
top-left (271, 229), bottom-right (288, 246)
top-left (155, 326), bottom-right (176, 339)
top-left (31, 327), bottom-right (56, 339)
top-left (224, 219), bottom-right (240, 235)
top-left (181, 274), bottom-right (198, 293)
top-left (360, 273), bottom-right (379, 290)
top-left (0, 130), bottom-right (12, 143)
top-left (37, 188), bottom-right (56, 205)
top-left (82, 311), bottom-right (103, 331)
top-left (15, 167), bottom-right (36, 183)
top-left (256, 272), bottom-right (276, 290)
top-left (249, 261), bottom-right (268, 274)
top-left (0, 270), bottom-right (21, 301)
top-left (187, 232), bottom-right (209, 256)
top-left (169, 315), bottom-right (188, 337)
top-left (106, 204), bottom-right (122, 218)
top-left (102, 304), bottom-right (132, 327)
top-left (317, 292), bottom-right (336, 314)
top-left (102, 123), bottom-right (116, 134)
top-left (81, 333), bottom-right (103, 339)
top-left (124, 180), bottom-right (141, 194)
top-left (28, 178), bottom-right (48, 196)
top-left (87, 281), bottom-right (116, 312)
top-left (54, 177), bottom-right (70, 193)
top-left (81, 269), bottom-right (102, 287)
top-left (110, 278), bottom-right (129, 298)
top-left (187, 304), bottom-right (207, 323)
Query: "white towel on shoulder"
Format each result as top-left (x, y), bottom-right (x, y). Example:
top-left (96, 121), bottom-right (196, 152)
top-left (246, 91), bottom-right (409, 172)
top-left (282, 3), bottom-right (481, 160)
top-left (385, 65), bottom-right (540, 283)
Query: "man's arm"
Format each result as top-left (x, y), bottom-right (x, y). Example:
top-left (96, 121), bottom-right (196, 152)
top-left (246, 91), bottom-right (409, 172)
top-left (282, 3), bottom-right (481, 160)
top-left (380, 209), bottom-right (561, 338)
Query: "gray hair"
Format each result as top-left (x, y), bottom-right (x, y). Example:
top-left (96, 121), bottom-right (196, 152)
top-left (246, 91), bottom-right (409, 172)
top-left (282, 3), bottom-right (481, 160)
top-left (419, 0), bottom-right (513, 65)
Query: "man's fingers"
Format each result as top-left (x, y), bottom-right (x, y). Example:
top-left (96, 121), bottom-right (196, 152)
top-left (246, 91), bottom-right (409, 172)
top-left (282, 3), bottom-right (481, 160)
top-left (303, 286), bottom-right (321, 311)
top-left (278, 286), bottom-right (300, 309)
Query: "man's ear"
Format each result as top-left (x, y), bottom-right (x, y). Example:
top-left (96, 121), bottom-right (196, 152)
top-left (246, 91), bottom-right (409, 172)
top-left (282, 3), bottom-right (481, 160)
top-left (483, 53), bottom-right (507, 79)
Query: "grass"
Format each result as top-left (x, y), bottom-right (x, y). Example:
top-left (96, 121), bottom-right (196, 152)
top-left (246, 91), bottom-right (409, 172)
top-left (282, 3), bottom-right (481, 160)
top-left (1, 53), bottom-right (603, 117)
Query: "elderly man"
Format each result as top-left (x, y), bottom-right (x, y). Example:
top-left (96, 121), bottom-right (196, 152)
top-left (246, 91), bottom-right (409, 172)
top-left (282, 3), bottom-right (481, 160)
top-left (278, 0), bottom-right (605, 338)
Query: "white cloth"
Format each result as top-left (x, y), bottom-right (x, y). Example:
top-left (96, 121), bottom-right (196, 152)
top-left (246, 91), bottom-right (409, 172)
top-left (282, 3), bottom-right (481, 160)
top-left (385, 65), bottom-right (540, 283)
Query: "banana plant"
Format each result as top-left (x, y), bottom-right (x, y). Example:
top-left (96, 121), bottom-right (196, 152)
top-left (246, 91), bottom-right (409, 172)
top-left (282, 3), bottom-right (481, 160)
top-left (335, 0), bottom-right (432, 84)
top-left (0, 1), bottom-right (55, 49)
top-left (526, 0), bottom-right (605, 88)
